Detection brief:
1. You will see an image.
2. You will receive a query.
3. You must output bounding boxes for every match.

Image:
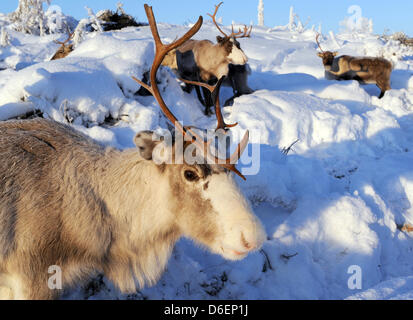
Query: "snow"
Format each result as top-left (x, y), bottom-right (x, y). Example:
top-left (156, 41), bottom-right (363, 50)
top-left (347, 276), bottom-right (413, 300)
top-left (2, 11), bottom-right (413, 300)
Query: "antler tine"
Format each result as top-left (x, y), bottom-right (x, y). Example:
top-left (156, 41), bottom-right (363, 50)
top-left (232, 25), bottom-right (252, 39)
top-left (213, 129), bottom-right (249, 180)
top-left (241, 25), bottom-right (253, 38)
top-left (67, 26), bottom-right (74, 42)
top-left (133, 4), bottom-right (249, 180)
top-left (208, 2), bottom-right (228, 38)
top-left (316, 33), bottom-right (325, 53)
top-left (54, 25), bottom-right (74, 46)
top-left (230, 25), bottom-right (243, 38)
top-left (179, 76), bottom-right (238, 131)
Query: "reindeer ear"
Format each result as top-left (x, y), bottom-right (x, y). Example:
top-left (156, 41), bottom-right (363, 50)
top-left (216, 36), bottom-right (225, 43)
top-left (134, 131), bottom-right (165, 161)
top-left (317, 52), bottom-right (324, 58)
top-left (333, 52), bottom-right (339, 57)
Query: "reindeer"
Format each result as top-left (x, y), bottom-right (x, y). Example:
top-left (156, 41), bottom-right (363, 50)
top-left (0, 5), bottom-right (266, 300)
top-left (50, 26), bottom-right (74, 61)
top-left (316, 34), bottom-right (393, 99)
top-left (160, 2), bottom-right (253, 114)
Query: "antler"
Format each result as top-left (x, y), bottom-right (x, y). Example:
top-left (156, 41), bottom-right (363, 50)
top-left (207, 2), bottom-right (228, 38)
top-left (132, 4), bottom-right (249, 180)
top-left (231, 24), bottom-right (253, 39)
top-left (316, 33), bottom-right (325, 53)
top-left (54, 25), bottom-right (74, 46)
top-left (208, 2), bottom-right (252, 40)
top-left (179, 76), bottom-right (238, 131)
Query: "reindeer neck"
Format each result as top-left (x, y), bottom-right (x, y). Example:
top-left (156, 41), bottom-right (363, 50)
top-left (198, 43), bottom-right (230, 80)
top-left (88, 149), bottom-right (180, 290)
top-left (96, 149), bottom-right (178, 241)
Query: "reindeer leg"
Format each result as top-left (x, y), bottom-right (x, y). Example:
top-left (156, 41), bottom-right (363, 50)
top-left (195, 73), bottom-right (212, 115)
top-left (229, 70), bottom-right (237, 96)
top-left (194, 85), bottom-right (206, 106)
top-left (377, 79), bottom-right (390, 99)
top-left (182, 82), bottom-right (193, 93)
top-left (202, 87), bottom-right (213, 116)
top-left (377, 83), bottom-right (386, 99)
top-left (224, 96), bottom-right (235, 107)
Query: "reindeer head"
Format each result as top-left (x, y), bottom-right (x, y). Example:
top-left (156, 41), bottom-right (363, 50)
top-left (53, 43), bottom-right (74, 59)
top-left (51, 26), bottom-right (74, 61)
top-left (134, 131), bottom-right (266, 260)
top-left (132, 5), bottom-right (266, 260)
top-left (209, 2), bottom-right (251, 66)
top-left (316, 34), bottom-right (338, 70)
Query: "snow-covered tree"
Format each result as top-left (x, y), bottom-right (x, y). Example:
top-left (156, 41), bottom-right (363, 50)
top-left (85, 6), bottom-right (103, 33)
top-left (258, 0), bottom-right (264, 27)
top-left (1, 27), bottom-right (11, 47)
top-left (288, 6), bottom-right (295, 31)
top-left (45, 4), bottom-right (70, 34)
top-left (9, 0), bottom-right (51, 35)
top-left (72, 18), bottom-right (89, 47)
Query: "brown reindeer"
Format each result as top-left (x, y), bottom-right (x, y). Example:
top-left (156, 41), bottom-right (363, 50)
top-left (160, 2), bottom-right (253, 113)
top-left (0, 5), bottom-right (266, 300)
top-left (316, 34), bottom-right (393, 99)
top-left (50, 27), bottom-right (74, 61)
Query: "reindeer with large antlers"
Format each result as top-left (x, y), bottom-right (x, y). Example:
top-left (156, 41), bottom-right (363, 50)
top-left (50, 26), bottom-right (74, 61)
top-left (0, 4), bottom-right (265, 300)
top-left (316, 34), bottom-right (393, 99)
top-left (133, 4), bottom-right (249, 177)
top-left (160, 2), bottom-right (254, 114)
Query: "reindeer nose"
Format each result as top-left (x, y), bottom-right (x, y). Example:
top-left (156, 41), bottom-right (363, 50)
top-left (241, 232), bottom-right (257, 251)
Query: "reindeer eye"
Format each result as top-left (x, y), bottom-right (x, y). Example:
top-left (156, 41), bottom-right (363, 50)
top-left (184, 170), bottom-right (199, 182)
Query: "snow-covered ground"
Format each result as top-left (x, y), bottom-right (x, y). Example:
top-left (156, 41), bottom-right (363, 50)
top-left (2, 11), bottom-right (413, 300)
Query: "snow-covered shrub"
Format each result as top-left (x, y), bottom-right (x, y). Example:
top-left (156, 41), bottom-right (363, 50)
top-left (72, 19), bottom-right (88, 47)
top-left (71, 7), bottom-right (104, 48)
top-left (44, 5), bottom-right (77, 34)
top-left (288, 6), bottom-right (310, 33)
top-left (0, 27), bottom-right (10, 47)
top-left (391, 31), bottom-right (408, 43)
top-left (96, 9), bottom-right (142, 31)
top-left (387, 32), bottom-right (413, 48)
top-left (85, 7), bottom-right (103, 33)
top-left (9, 0), bottom-right (50, 35)
top-left (9, 0), bottom-right (77, 35)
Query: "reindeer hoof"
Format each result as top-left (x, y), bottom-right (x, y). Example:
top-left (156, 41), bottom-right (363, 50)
top-left (224, 97), bottom-right (235, 107)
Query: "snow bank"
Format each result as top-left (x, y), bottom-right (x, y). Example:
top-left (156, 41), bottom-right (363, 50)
top-left (347, 277), bottom-right (413, 300)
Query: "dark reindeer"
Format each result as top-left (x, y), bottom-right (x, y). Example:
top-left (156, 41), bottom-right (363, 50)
top-left (161, 2), bottom-right (254, 113)
top-left (316, 34), bottom-right (393, 99)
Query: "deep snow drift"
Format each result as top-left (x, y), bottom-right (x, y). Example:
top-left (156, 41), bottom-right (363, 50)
top-left (1, 11), bottom-right (413, 300)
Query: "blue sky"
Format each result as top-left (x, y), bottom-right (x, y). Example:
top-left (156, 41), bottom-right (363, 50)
top-left (1, 0), bottom-right (413, 36)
